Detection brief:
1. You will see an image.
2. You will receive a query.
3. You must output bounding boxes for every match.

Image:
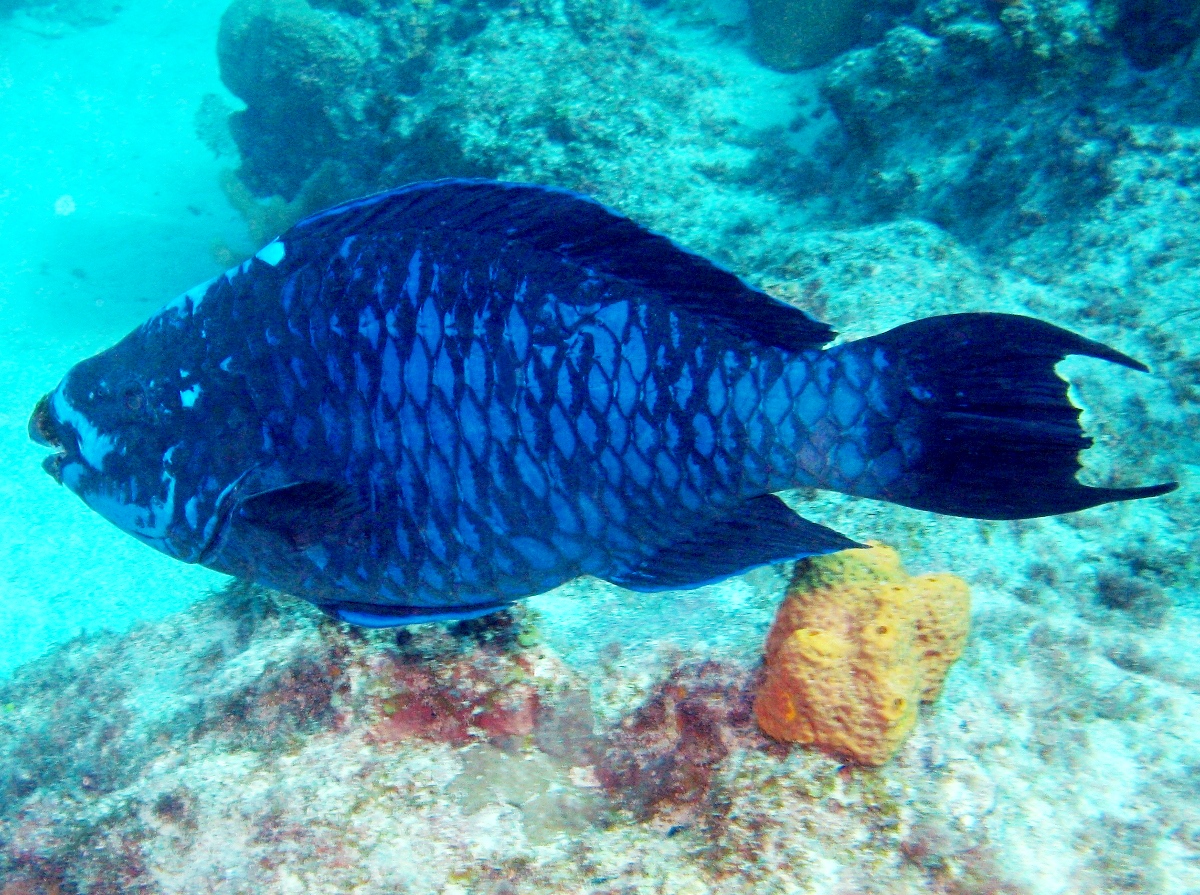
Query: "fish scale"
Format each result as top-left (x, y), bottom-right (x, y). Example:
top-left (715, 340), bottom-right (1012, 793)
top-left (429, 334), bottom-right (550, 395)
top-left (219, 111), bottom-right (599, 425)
top-left (29, 180), bottom-right (1174, 626)
top-left (242, 229), bottom-right (807, 607)
top-left (303, 236), bottom-right (837, 596)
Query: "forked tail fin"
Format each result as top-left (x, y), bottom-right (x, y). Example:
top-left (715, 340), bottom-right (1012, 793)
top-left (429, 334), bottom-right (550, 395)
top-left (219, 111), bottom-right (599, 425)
top-left (864, 313), bottom-right (1176, 520)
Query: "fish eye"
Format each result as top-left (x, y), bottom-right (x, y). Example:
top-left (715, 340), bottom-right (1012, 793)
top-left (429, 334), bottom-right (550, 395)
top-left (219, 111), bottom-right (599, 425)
top-left (123, 385), bottom-right (145, 412)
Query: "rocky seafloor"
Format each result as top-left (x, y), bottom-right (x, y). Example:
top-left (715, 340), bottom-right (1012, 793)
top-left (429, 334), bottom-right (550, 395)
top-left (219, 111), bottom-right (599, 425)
top-left (2, 0), bottom-right (1199, 892)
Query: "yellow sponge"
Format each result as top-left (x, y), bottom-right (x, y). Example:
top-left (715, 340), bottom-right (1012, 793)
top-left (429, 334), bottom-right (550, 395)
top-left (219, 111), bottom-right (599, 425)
top-left (754, 544), bottom-right (970, 765)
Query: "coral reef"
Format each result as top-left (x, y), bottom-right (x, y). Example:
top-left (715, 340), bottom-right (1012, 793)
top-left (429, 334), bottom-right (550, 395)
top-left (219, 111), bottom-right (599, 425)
top-left (744, 0), bottom-right (917, 71)
top-left (754, 545), bottom-right (970, 765)
top-left (806, 0), bottom-right (1200, 300)
top-left (0, 554), bottom-right (1197, 893)
top-left (814, 15), bottom-right (1126, 242)
top-left (209, 0), bottom-right (790, 270)
top-left (215, 0), bottom-right (718, 210)
top-left (218, 0), bottom-right (370, 200)
top-left (0, 585), bottom-right (610, 892)
top-left (748, 0), bottom-right (869, 72)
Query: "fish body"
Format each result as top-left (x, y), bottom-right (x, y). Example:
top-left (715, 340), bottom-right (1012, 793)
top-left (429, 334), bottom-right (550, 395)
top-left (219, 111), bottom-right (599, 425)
top-left (29, 181), bottom-right (1175, 625)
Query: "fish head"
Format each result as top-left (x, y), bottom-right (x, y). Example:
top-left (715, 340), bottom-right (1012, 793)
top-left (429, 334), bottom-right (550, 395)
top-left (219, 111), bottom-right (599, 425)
top-left (29, 305), bottom-right (263, 565)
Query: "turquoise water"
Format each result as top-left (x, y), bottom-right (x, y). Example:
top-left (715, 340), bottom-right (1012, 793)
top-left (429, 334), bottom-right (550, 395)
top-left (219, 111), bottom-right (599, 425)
top-left (1, 0), bottom-right (237, 674)
top-left (1, 1), bottom-right (1197, 892)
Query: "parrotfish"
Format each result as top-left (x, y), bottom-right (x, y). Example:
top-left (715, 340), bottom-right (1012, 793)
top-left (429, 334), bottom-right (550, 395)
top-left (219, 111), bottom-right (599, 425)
top-left (28, 180), bottom-right (1175, 626)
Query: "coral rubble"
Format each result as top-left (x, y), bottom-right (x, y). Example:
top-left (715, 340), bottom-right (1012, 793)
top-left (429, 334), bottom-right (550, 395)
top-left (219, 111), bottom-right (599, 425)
top-left (754, 544), bottom-right (970, 764)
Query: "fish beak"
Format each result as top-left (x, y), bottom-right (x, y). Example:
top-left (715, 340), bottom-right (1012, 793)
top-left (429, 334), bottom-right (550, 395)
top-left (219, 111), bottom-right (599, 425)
top-left (29, 393), bottom-right (67, 484)
top-left (42, 452), bottom-right (65, 484)
top-left (28, 394), bottom-right (57, 448)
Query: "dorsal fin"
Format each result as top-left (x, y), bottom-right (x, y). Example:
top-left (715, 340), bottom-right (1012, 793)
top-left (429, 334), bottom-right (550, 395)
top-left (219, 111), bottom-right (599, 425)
top-left (287, 179), bottom-right (835, 352)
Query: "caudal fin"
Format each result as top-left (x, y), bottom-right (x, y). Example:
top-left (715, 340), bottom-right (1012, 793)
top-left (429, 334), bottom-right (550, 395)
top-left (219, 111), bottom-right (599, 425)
top-left (866, 313), bottom-right (1176, 520)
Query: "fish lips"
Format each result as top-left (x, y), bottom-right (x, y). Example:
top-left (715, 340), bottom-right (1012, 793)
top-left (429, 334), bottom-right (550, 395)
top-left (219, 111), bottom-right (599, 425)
top-left (29, 392), bottom-right (72, 484)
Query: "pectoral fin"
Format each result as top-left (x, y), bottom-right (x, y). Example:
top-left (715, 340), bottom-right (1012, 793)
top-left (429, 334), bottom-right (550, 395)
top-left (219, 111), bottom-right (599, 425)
top-left (607, 494), bottom-right (861, 592)
top-left (236, 481), bottom-right (367, 550)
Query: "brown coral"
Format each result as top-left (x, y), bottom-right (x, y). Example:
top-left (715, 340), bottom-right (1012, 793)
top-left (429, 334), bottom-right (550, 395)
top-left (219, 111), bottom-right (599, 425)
top-left (754, 544), bottom-right (970, 765)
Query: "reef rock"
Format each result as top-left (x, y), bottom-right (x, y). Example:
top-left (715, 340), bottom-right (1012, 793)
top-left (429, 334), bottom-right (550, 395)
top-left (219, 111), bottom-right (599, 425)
top-left (747, 0), bottom-right (920, 72)
top-left (218, 0), bottom-right (370, 200)
top-left (749, 0), bottom-right (868, 71)
top-left (1104, 0), bottom-right (1200, 71)
top-left (754, 544), bottom-right (970, 765)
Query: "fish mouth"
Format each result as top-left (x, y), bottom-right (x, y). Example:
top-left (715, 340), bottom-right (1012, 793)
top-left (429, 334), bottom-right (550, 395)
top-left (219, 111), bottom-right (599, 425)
top-left (29, 393), bottom-right (68, 483)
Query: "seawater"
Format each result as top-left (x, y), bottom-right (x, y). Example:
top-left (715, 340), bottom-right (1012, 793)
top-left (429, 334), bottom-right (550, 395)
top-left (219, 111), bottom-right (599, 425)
top-left (0, 1), bottom-right (1195, 893)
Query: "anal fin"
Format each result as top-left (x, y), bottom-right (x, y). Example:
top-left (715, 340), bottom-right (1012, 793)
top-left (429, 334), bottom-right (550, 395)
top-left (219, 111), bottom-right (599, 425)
top-left (607, 494), bottom-right (861, 592)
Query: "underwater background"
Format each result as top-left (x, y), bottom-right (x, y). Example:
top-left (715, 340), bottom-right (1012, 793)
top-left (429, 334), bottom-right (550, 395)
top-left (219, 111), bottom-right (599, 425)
top-left (0, 0), bottom-right (1197, 892)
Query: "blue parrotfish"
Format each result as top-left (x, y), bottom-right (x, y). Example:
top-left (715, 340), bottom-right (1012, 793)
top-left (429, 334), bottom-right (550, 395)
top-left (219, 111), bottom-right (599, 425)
top-left (28, 180), bottom-right (1176, 626)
